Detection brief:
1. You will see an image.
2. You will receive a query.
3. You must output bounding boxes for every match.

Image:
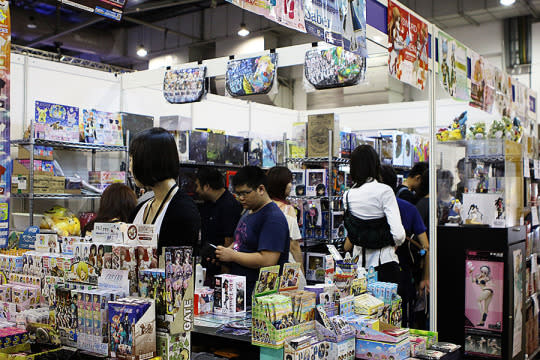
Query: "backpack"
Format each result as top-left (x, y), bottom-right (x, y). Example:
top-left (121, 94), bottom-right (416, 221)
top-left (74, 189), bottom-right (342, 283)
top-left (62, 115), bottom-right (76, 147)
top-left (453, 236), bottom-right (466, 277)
top-left (343, 190), bottom-right (395, 250)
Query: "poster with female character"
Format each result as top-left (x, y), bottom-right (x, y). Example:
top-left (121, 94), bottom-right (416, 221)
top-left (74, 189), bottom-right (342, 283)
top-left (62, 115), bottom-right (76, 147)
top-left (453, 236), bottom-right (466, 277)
top-left (469, 51), bottom-right (495, 113)
top-left (465, 250), bottom-right (504, 333)
top-left (226, 54), bottom-right (277, 97)
top-left (163, 66), bottom-right (206, 104)
top-left (438, 31), bottom-right (468, 101)
top-left (387, 0), bottom-right (428, 90)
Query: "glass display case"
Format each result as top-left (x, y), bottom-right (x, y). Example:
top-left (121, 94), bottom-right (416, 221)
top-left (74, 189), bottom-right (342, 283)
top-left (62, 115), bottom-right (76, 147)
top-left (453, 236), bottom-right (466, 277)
top-left (436, 139), bottom-right (523, 228)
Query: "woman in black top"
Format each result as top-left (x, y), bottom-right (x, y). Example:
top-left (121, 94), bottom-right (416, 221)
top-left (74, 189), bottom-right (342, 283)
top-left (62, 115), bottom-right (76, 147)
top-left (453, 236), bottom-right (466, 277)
top-left (129, 128), bottom-right (201, 253)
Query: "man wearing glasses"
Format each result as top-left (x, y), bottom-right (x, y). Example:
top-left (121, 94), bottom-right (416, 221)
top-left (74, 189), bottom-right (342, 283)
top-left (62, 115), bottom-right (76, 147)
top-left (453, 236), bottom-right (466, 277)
top-left (216, 166), bottom-right (290, 301)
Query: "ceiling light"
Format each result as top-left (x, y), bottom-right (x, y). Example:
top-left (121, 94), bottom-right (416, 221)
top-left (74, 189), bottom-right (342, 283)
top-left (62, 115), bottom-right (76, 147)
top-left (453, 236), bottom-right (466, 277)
top-left (136, 44), bottom-right (148, 57)
top-left (238, 23), bottom-right (250, 37)
top-left (27, 16), bottom-right (37, 29)
top-left (500, 0), bottom-right (515, 6)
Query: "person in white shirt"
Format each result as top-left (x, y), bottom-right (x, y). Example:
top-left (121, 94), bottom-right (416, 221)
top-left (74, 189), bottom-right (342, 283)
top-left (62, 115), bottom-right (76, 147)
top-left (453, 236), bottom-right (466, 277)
top-left (343, 145), bottom-right (406, 284)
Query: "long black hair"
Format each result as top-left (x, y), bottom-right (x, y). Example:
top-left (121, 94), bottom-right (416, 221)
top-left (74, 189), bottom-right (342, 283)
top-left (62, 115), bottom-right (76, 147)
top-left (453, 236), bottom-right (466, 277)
top-left (350, 145), bottom-right (381, 187)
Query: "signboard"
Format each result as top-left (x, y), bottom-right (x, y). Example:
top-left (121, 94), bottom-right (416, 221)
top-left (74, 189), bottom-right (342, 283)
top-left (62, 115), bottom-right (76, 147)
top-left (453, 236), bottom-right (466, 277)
top-left (58, 0), bottom-right (126, 21)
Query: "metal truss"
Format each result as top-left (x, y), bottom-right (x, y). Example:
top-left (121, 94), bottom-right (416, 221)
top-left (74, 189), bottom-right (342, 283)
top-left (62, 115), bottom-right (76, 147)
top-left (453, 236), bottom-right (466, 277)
top-left (11, 44), bottom-right (133, 74)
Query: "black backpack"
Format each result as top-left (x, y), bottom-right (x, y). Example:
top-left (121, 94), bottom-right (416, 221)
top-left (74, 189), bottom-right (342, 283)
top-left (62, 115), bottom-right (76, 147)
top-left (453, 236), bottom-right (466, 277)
top-left (343, 190), bottom-right (395, 250)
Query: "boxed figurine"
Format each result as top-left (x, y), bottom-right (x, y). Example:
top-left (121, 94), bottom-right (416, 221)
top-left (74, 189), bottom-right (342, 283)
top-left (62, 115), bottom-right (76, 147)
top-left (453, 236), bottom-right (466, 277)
top-left (194, 287), bottom-right (214, 315)
top-left (225, 135), bottom-right (245, 166)
top-left (306, 169), bottom-right (327, 197)
top-left (213, 274), bottom-right (246, 314)
top-left (177, 131), bottom-right (190, 162)
top-left (189, 131), bottom-right (209, 163)
top-left (291, 170), bottom-right (306, 196)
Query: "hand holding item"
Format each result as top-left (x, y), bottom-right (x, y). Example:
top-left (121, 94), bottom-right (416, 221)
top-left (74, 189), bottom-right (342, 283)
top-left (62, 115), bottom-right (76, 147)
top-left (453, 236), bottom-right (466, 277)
top-left (215, 246), bottom-right (236, 263)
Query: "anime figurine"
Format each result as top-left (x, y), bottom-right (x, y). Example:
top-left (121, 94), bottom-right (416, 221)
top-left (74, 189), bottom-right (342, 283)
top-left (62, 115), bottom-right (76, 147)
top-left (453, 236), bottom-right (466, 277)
top-left (466, 204), bottom-right (483, 225)
top-left (495, 198), bottom-right (504, 220)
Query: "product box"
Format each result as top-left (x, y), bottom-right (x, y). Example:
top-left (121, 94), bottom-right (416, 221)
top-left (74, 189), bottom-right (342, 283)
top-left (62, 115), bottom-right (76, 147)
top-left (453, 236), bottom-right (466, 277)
top-left (156, 331), bottom-right (190, 360)
top-left (290, 170), bottom-right (305, 197)
top-left (109, 298), bottom-right (156, 360)
top-left (177, 131), bottom-right (189, 162)
top-left (225, 135), bottom-right (245, 166)
top-left (81, 109), bottom-right (123, 145)
top-left (207, 133), bottom-right (226, 164)
top-left (263, 140), bottom-right (277, 168)
top-left (164, 247), bottom-right (194, 334)
top-left (189, 131), bottom-right (208, 163)
top-left (249, 138), bottom-right (263, 166)
top-left (307, 114), bottom-right (340, 157)
top-left (88, 171), bottom-right (125, 185)
top-left (35, 101), bottom-right (80, 143)
top-left (194, 287), bottom-right (214, 315)
top-left (213, 274), bottom-right (245, 314)
top-left (340, 132), bottom-right (351, 159)
top-left (306, 169), bottom-right (327, 197)
top-left (283, 334), bottom-right (327, 360)
top-left (17, 145), bottom-right (54, 161)
top-left (392, 132), bottom-right (405, 167)
top-left (355, 338), bottom-right (410, 360)
top-left (402, 133), bottom-right (412, 168)
top-left (306, 253), bottom-right (329, 282)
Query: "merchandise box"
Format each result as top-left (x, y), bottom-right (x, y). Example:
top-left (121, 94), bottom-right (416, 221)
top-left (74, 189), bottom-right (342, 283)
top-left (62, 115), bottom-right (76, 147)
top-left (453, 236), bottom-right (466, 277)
top-left (252, 313), bottom-right (315, 349)
top-left (108, 298), bottom-right (156, 360)
top-left (88, 171), bottom-right (125, 185)
top-left (176, 130), bottom-right (189, 162)
top-left (248, 138), bottom-right (263, 166)
top-left (340, 132), bottom-right (351, 159)
top-left (349, 317), bottom-right (408, 343)
top-left (307, 114), bottom-right (340, 158)
top-left (213, 274), bottom-right (246, 314)
top-left (306, 169), bottom-right (327, 197)
top-left (225, 136), bottom-right (245, 166)
top-left (355, 338), bottom-right (410, 360)
top-left (287, 140), bottom-right (306, 159)
top-left (392, 132), bottom-right (405, 167)
top-left (188, 131), bottom-right (209, 163)
top-left (409, 336), bottom-right (427, 357)
top-left (328, 337), bottom-right (355, 360)
top-left (34, 101), bottom-right (80, 143)
top-left (306, 253), bottom-right (328, 282)
top-left (290, 170), bottom-right (305, 196)
top-left (81, 109), bottom-right (123, 145)
top-left (408, 329), bottom-right (438, 349)
top-left (283, 334), bottom-right (333, 360)
top-left (157, 331), bottom-right (190, 360)
top-left (17, 145), bottom-right (53, 161)
top-left (262, 140), bottom-right (277, 168)
top-left (207, 133), bottom-right (226, 164)
top-left (194, 287), bottom-right (214, 315)
top-left (402, 133), bottom-right (413, 168)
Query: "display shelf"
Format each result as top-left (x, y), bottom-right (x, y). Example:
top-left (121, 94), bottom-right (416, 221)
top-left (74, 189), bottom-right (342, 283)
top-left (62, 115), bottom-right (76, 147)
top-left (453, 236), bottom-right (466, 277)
top-left (12, 193), bottom-right (102, 200)
top-left (179, 161), bottom-right (243, 169)
top-left (286, 157), bottom-right (350, 164)
top-left (288, 195), bottom-right (343, 201)
top-left (11, 139), bottom-right (127, 152)
top-left (301, 237), bottom-right (346, 247)
top-left (467, 155), bottom-right (506, 162)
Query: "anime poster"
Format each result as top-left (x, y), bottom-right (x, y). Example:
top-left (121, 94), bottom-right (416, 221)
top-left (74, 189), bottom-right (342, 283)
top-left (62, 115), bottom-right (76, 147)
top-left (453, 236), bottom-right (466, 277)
top-left (469, 51), bottom-right (495, 113)
top-left (512, 249), bottom-right (523, 357)
top-left (272, 0), bottom-right (306, 32)
top-left (225, 54), bottom-right (277, 97)
top-left (304, 0), bottom-right (343, 48)
top-left (35, 101), bottom-right (79, 143)
top-left (304, 46), bottom-right (366, 90)
top-left (465, 250), bottom-right (504, 333)
top-left (528, 89), bottom-right (537, 121)
top-left (81, 109), bottom-right (123, 145)
top-left (512, 80), bottom-right (528, 119)
top-left (163, 66), bottom-right (206, 104)
top-left (387, 0), bottom-right (429, 90)
top-left (438, 31), bottom-right (468, 101)
top-left (494, 70), bottom-right (512, 117)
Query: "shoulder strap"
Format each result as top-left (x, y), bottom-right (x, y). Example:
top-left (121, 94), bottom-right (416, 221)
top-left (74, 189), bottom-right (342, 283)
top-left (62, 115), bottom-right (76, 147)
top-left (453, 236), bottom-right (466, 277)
top-left (396, 186), bottom-right (408, 197)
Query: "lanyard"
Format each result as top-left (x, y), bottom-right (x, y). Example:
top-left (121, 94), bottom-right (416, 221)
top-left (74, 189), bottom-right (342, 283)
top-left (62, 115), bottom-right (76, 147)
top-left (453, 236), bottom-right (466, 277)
top-left (144, 184), bottom-right (178, 225)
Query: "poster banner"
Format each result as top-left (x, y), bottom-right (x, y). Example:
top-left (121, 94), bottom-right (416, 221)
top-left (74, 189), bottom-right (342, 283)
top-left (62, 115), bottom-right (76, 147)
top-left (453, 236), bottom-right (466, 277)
top-left (0, 1), bottom-right (10, 247)
top-left (528, 89), bottom-right (537, 121)
top-left (387, 0), bottom-right (429, 90)
top-left (438, 31), bottom-right (468, 101)
top-left (512, 80), bottom-right (528, 119)
top-left (465, 250), bottom-right (504, 333)
top-left (225, 54), bottom-right (277, 97)
top-left (80, 109), bottom-right (123, 146)
top-left (163, 66), bottom-right (207, 104)
top-left (512, 249), bottom-right (523, 358)
top-left (226, 0), bottom-right (307, 32)
top-left (304, 46), bottom-right (366, 89)
top-left (494, 69), bottom-right (512, 117)
top-left (469, 51), bottom-right (495, 113)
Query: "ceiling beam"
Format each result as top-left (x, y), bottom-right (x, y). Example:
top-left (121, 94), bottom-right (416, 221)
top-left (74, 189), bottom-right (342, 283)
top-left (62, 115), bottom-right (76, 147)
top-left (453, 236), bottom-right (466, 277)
top-left (122, 16), bottom-right (200, 41)
top-left (523, 0), bottom-right (540, 18)
top-left (23, 0), bottom-right (204, 48)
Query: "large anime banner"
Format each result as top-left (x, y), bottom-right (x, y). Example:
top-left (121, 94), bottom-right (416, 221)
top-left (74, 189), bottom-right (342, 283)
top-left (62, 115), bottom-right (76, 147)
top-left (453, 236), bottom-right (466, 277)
top-left (0, 1), bottom-right (10, 247)
top-left (387, 0), bottom-right (429, 90)
top-left (225, 54), bottom-right (278, 97)
top-left (304, 46), bottom-right (366, 89)
top-left (163, 66), bottom-right (207, 104)
top-left (438, 31), bottom-right (468, 101)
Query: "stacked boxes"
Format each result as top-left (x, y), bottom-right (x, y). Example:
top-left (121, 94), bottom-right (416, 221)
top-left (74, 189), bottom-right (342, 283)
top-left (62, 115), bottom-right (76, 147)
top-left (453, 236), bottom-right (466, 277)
top-left (213, 274), bottom-right (246, 314)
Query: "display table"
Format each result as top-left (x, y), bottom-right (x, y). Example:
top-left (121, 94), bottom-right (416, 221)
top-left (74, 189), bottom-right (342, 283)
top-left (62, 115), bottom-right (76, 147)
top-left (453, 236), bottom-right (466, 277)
top-left (193, 312), bottom-right (252, 343)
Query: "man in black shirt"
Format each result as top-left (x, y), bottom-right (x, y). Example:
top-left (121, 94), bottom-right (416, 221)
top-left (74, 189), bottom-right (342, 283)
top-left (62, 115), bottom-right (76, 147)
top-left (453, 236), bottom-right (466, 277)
top-left (196, 168), bottom-right (243, 283)
top-left (397, 162), bottom-right (428, 204)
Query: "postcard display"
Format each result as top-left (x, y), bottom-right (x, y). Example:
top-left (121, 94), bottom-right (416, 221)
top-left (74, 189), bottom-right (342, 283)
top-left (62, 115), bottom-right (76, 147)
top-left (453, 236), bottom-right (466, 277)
top-left (0, 222), bottom-right (194, 359)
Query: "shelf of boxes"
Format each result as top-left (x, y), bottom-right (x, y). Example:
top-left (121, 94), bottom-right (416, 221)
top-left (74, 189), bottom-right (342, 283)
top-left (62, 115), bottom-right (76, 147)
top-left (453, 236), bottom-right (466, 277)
top-left (11, 139), bottom-right (127, 152)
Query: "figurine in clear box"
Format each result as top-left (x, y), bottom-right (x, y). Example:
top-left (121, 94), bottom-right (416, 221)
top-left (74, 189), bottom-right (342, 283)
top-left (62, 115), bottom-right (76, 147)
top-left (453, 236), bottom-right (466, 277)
top-left (466, 204), bottom-right (483, 225)
top-left (437, 170), bottom-right (461, 224)
top-left (495, 198), bottom-right (504, 220)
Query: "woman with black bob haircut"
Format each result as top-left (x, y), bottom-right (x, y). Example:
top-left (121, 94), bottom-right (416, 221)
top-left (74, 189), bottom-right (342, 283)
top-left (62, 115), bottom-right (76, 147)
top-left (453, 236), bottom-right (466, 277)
top-left (130, 127), bottom-right (201, 253)
top-left (343, 145), bottom-right (405, 284)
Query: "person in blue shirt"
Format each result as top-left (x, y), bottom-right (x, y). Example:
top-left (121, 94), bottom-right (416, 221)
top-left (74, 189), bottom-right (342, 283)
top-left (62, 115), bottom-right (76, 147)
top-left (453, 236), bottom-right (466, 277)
top-left (381, 165), bottom-right (430, 328)
top-left (215, 166), bottom-right (290, 301)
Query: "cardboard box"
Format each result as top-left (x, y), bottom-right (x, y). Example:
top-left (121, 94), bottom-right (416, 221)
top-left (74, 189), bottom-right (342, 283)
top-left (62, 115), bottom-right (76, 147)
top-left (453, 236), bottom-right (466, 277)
top-left (17, 145), bottom-right (53, 161)
top-left (355, 338), bottom-right (410, 360)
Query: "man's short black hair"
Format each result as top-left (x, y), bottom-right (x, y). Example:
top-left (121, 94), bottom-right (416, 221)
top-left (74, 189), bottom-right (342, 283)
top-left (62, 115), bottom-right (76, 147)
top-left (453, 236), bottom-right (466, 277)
top-left (417, 169), bottom-right (429, 198)
top-left (129, 127), bottom-right (180, 187)
top-left (196, 168), bottom-right (225, 190)
top-left (350, 145), bottom-right (381, 186)
top-left (408, 161), bottom-right (428, 178)
top-left (380, 165), bottom-right (398, 192)
top-left (232, 166), bottom-right (267, 190)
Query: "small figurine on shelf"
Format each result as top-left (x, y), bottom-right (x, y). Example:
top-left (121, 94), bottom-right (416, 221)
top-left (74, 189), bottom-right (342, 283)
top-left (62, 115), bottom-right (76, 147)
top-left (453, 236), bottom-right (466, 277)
top-left (488, 118), bottom-right (506, 139)
top-left (474, 164), bottom-right (489, 194)
top-left (436, 111), bottom-right (467, 141)
top-left (466, 204), bottom-right (483, 224)
top-left (436, 128), bottom-right (449, 142)
top-left (495, 197), bottom-right (504, 220)
top-left (468, 122), bottom-right (486, 139)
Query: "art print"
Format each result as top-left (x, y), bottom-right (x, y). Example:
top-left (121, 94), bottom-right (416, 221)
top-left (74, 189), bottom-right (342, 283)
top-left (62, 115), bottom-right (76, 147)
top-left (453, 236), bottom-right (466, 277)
top-left (35, 101), bottom-right (79, 143)
top-left (438, 31), bottom-right (468, 101)
top-left (262, 140), bottom-right (277, 168)
top-left (81, 109), bottom-right (123, 145)
top-left (470, 51), bottom-right (495, 113)
top-left (163, 66), bottom-right (206, 104)
top-left (388, 0), bottom-right (429, 90)
top-left (226, 54), bottom-right (277, 96)
top-left (464, 250), bottom-right (504, 332)
top-left (279, 262), bottom-right (301, 291)
top-left (304, 46), bottom-right (366, 89)
top-left (512, 249), bottom-right (523, 357)
top-left (494, 69), bottom-right (512, 117)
